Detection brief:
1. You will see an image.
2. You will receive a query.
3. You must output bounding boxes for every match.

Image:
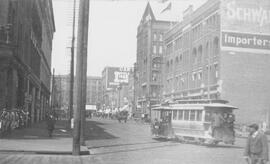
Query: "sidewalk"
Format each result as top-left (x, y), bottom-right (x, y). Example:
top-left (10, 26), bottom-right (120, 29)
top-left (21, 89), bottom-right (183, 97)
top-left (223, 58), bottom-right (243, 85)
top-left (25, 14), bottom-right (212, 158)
top-left (0, 120), bottom-right (89, 155)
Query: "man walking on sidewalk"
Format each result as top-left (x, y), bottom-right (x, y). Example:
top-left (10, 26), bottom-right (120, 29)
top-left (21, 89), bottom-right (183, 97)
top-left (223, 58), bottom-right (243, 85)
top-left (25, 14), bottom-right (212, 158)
top-left (46, 114), bottom-right (55, 138)
top-left (244, 123), bottom-right (269, 164)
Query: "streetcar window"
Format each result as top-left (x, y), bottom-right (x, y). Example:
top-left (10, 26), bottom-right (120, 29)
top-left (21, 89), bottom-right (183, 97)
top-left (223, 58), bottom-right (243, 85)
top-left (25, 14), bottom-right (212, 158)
top-left (178, 110), bottom-right (183, 120)
top-left (172, 110), bottom-right (177, 120)
top-left (190, 110), bottom-right (196, 121)
top-left (196, 110), bottom-right (202, 121)
top-left (205, 111), bottom-right (212, 122)
top-left (184, 110), bottom-right (189, 120)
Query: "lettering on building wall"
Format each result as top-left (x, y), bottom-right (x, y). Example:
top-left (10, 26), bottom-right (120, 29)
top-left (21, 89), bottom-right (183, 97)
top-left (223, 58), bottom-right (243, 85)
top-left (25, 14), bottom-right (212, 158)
top-left (222, 31), bottom-right (270, 50)
top-left (106, 67), bottom-right (130, 89)
top-left (114, 71), bottom-right (129, 83)
top-left (226, 1), bottom-right (270, 27)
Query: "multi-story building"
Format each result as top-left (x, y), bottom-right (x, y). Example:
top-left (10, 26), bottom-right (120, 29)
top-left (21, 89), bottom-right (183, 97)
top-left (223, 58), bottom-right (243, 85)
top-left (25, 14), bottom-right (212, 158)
top-left (135, 3), bottom-right (174, 116)
top-left (53, 75), bottom-right (70, 110)
top-left (128, 66), bottom-right (136, 113)
top-left (0, 0), bottom-right (55, 123)
top-left (162, 0), bottom-right (270, 124)
top-left (53, 75), bottom-right (102, 111)
top-left (101, 66), bottom-right (130, 109)
top-left (86, 76), bottom-right (102, 108)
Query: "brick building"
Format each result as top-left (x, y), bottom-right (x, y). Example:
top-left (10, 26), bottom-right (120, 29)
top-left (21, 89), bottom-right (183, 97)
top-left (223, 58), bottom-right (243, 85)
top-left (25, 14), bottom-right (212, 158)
top-left (135, 3), bottom-right (174, 116)
top-left (53, 75), bottom-right (102, 111)
top-left (162, 0), bottom-right (270, 123)
top-left (53, 75), bottom-right (70, 110)
top-left (0, 0), bottom-right (55, 123)
top-left (86, 76), bottom-right (102, 108)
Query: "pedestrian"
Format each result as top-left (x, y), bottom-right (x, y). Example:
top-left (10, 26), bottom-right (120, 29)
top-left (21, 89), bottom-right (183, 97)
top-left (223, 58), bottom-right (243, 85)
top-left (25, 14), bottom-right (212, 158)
top-left (244, 123), bottom-right (269, 164)
top-left (46, 114), bottom-right (55, 137)
top-left (152, 118), bottom-right (160, 136)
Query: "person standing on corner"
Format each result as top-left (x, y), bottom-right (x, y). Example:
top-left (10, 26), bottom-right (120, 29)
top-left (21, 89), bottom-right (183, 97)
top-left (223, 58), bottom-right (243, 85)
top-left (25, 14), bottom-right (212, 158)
top-left (47, 114), bottom-right (55, 138)
top-left (244, 123), bottom-right (269, 164)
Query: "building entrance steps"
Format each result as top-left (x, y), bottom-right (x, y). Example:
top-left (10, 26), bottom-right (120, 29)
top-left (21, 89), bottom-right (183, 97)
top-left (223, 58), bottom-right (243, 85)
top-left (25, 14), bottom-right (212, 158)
top-left (0, 120), bottom-right (89, 155)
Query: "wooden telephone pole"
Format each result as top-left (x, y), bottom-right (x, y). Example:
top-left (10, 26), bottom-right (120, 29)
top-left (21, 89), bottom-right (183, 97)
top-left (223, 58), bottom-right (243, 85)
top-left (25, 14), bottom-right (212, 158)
top-left (73, 0), bottom-right (89, 155)
top-left (68, 0), bottom-right (76, 129)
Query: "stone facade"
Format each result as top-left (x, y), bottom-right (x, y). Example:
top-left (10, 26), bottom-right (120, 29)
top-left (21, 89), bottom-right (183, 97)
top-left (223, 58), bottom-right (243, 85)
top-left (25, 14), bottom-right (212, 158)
top-left (0, 0), bottom-right (55, 123)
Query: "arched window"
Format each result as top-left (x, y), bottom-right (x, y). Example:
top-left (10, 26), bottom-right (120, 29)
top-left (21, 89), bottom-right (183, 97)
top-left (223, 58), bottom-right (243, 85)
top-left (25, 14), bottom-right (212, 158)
top-left (213, 37), bottom-right (219, 56)
top-left (166, 61), bottom-right (170, 73)
top-left (198, 45), bottom-right (202, 63)
top-left (170, 59), bottom-right (173, 72)
top-left (192, 48), bottom-right (197, 64)
top-left (205, 42), bottom-right (209, 61)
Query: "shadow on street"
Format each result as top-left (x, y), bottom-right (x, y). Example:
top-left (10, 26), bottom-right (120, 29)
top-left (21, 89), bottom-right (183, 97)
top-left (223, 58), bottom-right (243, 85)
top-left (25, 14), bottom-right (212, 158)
top-left (84, 120), bottom-right (118, 141)
top-left (1, 120), bottom-right (71, 140)
top-left (92, 143), bottom-right (178, 155)
top-left (87, 141), bottom-right (160, 149)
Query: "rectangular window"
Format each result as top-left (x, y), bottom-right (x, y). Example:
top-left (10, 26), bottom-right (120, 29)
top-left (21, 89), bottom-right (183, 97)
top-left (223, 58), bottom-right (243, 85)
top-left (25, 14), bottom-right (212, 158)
top-left (205, 111), bottom-right (212, 122)
top-left (215, 64), bottom-right (219, 78)
top-left (159, 34), bottom-right (163, 41)
top-left (172, 110), bottom-right (177, 120)
top-left (196, 110), bottom-right (202, 121)
top-left (192, 73), bottom-right (196, 81)
top-left (159, 46), bottom-right (163, 54)
top-left (153, 45), bottom-right (157, 54)
top-left (184, 110), bottom-right (189, 120)
top-left (198, 72), bottom-right (202, 80)
top-left (178, 110), bottom-right (183, 120)
top-left (153, 33), bottom-right (157, 41)
top-left (190, 110), bottom-right (196, 121)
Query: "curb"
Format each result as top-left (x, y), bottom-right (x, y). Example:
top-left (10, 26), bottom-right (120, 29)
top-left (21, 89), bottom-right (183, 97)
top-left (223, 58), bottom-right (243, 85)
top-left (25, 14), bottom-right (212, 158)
top-left (0, 148), bottom-right (90, 155)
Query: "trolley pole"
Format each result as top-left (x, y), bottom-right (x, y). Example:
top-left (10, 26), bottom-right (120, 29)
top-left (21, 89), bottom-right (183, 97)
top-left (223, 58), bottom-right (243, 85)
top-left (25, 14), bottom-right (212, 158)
top-left (73, 0), bottom-right (89, 155)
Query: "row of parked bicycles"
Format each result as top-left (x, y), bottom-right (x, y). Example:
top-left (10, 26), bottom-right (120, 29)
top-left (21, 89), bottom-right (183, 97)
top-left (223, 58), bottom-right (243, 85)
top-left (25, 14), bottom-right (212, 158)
top-left (0, 108), bottom-right (30, 137)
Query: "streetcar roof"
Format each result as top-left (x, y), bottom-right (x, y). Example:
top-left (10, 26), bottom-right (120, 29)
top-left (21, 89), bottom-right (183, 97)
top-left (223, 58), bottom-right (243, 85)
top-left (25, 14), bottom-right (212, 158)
top-left (152, 103), bottom-right (238, 111)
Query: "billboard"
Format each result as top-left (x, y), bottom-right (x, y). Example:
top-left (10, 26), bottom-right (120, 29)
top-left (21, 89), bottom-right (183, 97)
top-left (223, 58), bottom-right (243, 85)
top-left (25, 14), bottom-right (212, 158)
top-left (106, 67), bottom-right (130, 90)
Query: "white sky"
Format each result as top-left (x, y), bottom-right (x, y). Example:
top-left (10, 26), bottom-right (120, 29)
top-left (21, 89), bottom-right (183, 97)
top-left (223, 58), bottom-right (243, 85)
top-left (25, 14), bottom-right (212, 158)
top-left (51, 0), bottom-right (207, 77)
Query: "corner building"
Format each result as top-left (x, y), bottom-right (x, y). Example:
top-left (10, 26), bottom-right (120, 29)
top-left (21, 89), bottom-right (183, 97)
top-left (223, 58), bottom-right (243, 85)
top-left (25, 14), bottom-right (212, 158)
top-left (0, 0), bottom-right (55, 123)
top-left (136, 3), bottom-right (173, 116)
top-left (163, 0), bottom-right (270, 124)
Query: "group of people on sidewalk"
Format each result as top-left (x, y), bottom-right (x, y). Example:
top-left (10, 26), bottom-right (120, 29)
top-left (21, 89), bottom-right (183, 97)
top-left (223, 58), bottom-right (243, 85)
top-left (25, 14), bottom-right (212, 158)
top-left (0, 108), bottom-right (30, 137)
top-left (0, 107), bottom-right (56, 138)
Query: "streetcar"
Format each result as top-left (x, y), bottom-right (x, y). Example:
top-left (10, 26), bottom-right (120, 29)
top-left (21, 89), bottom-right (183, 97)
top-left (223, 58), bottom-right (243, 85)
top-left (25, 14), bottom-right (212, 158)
top-left (151, 99), bottom-right (237, 145)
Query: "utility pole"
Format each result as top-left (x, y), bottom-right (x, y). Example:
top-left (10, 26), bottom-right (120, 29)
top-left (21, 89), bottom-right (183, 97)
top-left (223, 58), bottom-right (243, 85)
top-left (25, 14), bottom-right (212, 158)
top-left (80, 0), bottom-right (89, 146)
top-left (118, 84), bottom-right (121, 109)
top-left (133, 63), bottom-right (136, 112)
top-left (68, 0), bottom-right (76, 129)
top-left (73, 0), bottom-right (89, 155)
top-left (51, 68), bottom-right (55, 112)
